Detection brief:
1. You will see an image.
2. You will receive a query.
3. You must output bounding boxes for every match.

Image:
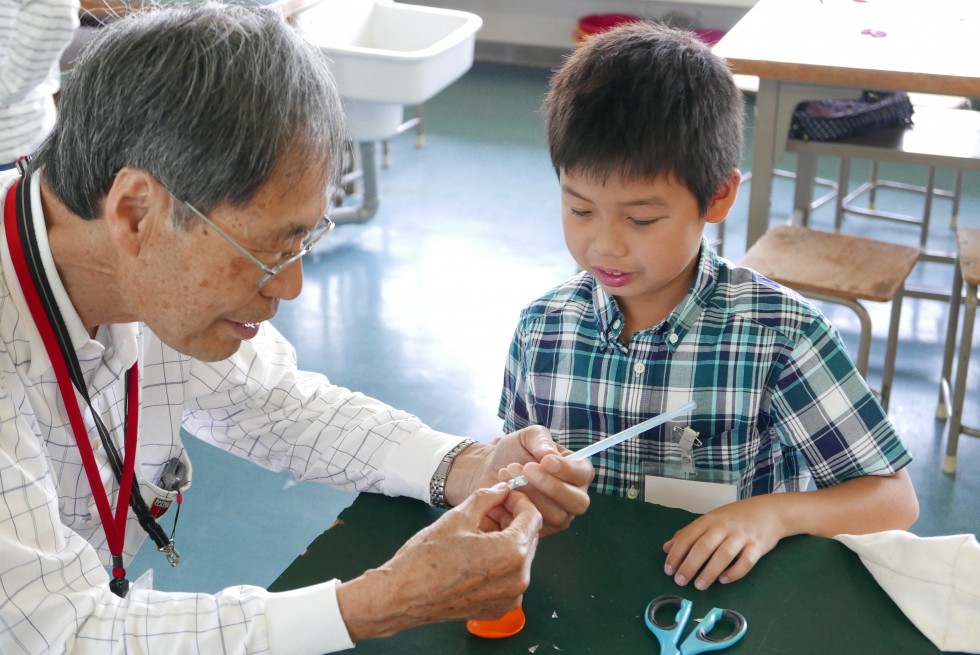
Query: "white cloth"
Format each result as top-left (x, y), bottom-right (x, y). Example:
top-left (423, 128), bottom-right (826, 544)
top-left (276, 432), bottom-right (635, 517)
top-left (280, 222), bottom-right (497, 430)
top-left (0, 169), bottom-right (465, 653)
top-left (835, 530), bottom-right (980, 654)
top-left (0, 0), bottom-right (79, 164)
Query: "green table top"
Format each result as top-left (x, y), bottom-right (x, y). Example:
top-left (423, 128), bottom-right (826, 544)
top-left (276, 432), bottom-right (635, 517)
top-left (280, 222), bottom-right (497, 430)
top-left (270, 492), bottom-right (950, 654)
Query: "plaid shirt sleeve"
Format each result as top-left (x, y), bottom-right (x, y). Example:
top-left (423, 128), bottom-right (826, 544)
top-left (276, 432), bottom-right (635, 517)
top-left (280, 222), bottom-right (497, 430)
top-left (769, 310), bottom-right (912, 488)
top-left (500, 312), bottom-right (532, 434)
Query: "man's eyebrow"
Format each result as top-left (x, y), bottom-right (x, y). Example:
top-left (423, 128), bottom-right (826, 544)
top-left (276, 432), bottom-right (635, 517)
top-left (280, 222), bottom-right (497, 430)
top-left (268, 209), bottom-right (328, 241)
top-left (276, 223), bottom-right (313, 240)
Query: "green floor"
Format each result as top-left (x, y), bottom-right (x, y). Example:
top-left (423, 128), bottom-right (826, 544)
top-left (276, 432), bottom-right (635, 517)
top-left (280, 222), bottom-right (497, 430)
top-left (130, 61), bottom-right (980, 594)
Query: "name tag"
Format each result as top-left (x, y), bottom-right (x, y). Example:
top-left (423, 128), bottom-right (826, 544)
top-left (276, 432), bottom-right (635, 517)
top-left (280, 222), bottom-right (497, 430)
top-left (643, 463), bottom-right (738, 514)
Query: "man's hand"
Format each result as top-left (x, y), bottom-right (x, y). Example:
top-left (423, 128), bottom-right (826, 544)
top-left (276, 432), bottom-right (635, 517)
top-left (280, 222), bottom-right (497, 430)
top-left (336, 484), bottom-right (542, 641)
top-left (444, 426), bottom-right (594, 535)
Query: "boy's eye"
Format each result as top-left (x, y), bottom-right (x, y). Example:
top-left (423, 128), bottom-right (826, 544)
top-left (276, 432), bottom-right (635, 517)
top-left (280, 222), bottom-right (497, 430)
top-left (630, 217), bottom-right (663, 227)
top-left (570, 208), bottom-right (592, 217)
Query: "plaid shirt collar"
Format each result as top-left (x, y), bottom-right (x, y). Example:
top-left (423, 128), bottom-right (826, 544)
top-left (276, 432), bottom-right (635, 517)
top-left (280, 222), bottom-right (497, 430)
top-left (590, 238), bottom-right (715, 352)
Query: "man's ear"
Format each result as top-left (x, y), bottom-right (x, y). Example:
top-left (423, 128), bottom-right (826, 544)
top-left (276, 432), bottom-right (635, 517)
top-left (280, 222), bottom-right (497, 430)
top-left (103, 167), bottom-right (169, 257)
top-left (704, 170), bottom-right (741, 225)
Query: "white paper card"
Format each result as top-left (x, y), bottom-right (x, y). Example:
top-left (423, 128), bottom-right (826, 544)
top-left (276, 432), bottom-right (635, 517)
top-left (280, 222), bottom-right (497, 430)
top-left (644, 474), bottom-right (737, 515)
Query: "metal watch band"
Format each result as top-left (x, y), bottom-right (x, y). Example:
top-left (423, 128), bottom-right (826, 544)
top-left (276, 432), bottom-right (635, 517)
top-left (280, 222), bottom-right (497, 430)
top-left (429, 438), bottom-right (476, 508)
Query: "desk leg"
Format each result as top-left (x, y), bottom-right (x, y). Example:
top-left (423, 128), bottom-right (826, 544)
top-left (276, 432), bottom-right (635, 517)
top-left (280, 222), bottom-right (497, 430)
top-left (746, 78), bottom-right (780, 249)
top-left (792, 152), bottom-right (818, 226)
top-left (745, 80), bottom-right (860, 249)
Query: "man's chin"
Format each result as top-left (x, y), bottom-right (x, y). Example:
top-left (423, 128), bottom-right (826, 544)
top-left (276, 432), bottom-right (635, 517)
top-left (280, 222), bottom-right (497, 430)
top-left (161, 333), bottom-right (244, 362)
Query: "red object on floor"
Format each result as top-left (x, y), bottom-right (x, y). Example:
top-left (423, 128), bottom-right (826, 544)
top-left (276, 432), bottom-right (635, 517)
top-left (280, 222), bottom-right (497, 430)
top-left (574, 13), bottom-right (641, 43)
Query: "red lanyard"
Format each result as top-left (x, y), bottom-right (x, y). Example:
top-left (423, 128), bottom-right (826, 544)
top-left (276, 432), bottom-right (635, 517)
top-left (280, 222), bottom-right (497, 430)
top-left (4, 177), bottom-right (139, 595)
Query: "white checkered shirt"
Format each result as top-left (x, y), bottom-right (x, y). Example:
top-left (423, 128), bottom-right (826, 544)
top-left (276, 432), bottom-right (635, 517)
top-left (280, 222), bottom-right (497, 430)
top-left (0, 171), bottom-right (463, 654)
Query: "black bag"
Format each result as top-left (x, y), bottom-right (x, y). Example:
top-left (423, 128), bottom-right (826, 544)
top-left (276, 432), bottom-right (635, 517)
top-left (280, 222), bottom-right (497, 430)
top-left (788, 91), bottom-right (914, 142)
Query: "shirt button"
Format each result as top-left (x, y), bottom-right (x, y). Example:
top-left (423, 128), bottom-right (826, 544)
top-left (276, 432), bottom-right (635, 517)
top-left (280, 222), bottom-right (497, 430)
top-left (626, 487), bottom-right (639, 500)
top-left (612, 319), bottom-right (621, 329)
top-left (668, 332), bottom-right (679, 344)
top-left (633, 362), bottom-right (646, 375)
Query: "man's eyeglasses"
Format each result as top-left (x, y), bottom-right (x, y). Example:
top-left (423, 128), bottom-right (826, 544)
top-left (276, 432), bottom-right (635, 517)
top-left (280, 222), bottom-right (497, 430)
top-left (167, 190), bottom-right (335, 289)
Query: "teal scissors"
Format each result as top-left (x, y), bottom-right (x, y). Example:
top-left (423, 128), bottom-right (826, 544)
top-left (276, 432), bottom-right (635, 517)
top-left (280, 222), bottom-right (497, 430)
top-left (645, 594), bottom-right (748, 655)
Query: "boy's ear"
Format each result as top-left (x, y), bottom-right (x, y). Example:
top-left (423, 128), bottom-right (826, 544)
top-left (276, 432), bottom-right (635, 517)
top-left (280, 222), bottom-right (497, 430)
top-left (103, 167), bottom-right (169, 257)
top-left (704, 170), bottom-right (741, 224)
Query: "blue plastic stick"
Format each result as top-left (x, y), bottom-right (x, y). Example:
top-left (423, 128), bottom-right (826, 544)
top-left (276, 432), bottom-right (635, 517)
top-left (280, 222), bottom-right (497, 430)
top-left (506, 401), bottom-right (697, 489)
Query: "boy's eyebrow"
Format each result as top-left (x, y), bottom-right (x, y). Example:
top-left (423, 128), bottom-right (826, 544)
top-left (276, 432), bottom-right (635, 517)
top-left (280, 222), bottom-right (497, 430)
top-left (560, 184), bottom-right (670, 208)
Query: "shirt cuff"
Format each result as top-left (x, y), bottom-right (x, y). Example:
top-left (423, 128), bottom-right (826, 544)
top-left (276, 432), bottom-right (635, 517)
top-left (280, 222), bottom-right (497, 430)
top-left (265, 579), bottom-right (354, 654)
top-left (382, 430), bottom-right (467, 502)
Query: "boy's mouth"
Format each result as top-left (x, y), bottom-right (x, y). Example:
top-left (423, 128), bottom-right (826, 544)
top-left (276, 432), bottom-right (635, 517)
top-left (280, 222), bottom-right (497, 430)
top-left (593, 267), bottom-right (634, 288)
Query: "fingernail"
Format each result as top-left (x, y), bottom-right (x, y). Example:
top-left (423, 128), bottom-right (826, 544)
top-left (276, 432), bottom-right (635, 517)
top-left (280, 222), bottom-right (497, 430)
top-left (674, 574), bottom-right (687, 586)
top-left (664, 564), bottom-right (674, 576)
top-left (719, 576), bottom-right (731, 585)
top-left (695, 579), bottom-right (707, 591)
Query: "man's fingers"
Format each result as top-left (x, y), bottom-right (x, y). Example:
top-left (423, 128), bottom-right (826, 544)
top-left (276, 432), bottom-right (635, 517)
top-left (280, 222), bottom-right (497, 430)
top-left (500, 490), bottom-right (544, 541)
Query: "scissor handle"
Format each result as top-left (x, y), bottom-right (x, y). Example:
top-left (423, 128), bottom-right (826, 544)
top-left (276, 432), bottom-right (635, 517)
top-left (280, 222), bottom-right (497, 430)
top-left (679, 606), bottom-right (748, 654)
top-left (645, 595), bottom-right (692, 655)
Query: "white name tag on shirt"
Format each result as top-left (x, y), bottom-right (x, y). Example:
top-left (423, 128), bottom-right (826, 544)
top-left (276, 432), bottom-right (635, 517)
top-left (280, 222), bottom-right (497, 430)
top-left (643, 463), bottom-right (738, 515)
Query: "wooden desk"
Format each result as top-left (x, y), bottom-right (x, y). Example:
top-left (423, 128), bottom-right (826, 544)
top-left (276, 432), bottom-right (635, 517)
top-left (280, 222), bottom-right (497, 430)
top-left (270, 493), bottom-right (959, 654)
top-left (713, 0), bottom-right (980, 250)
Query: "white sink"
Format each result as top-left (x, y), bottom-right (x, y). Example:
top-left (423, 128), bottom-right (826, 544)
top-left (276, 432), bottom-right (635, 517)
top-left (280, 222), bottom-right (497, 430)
top-left (295, 0), bottom-right (482, 141)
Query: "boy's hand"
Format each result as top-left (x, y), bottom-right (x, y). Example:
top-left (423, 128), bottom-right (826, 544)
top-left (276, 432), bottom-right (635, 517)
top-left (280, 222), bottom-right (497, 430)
top-left (661, 495), bottom-right (787, 590)
top-left (444, 426), bottom-right (593, 536)
top-left (661, 471), bottom-right (918, 590)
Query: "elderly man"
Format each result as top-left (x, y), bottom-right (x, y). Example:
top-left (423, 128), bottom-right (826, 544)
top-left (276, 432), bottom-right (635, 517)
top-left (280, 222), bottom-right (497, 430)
top-left (0, 4), bottom-right (592, 653)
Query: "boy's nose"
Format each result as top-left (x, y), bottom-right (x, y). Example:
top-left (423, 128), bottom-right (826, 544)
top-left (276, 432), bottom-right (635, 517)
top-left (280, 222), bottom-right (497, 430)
top-left (592, 223), bottom-right (629, 258)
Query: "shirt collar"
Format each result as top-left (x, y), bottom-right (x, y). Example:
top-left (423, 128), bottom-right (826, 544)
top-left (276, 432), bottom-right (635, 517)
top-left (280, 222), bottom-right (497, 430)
top-left (589, 238), bottom-right (719, 350)
top-left (1, 170), bottom-right (139, 377)
top-left (667, 238), bottom-right (718, 346)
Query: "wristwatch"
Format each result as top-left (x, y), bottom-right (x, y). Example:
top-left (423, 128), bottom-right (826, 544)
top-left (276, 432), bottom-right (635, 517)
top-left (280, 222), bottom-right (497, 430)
top-left (429, 439), bottom-right (476, 508)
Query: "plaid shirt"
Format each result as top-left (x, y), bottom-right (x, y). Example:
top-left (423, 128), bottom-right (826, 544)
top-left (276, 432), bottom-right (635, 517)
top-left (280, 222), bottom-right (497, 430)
top-left (499, 241), bottom-right (912, 499)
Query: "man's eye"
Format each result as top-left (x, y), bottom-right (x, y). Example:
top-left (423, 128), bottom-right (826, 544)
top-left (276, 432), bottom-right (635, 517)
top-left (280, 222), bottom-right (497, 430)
top-left (278, 247), bottom-right (300, 263)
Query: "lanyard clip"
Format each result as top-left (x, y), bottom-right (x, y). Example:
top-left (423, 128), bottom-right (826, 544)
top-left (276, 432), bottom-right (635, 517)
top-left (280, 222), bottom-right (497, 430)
top-left (673, 425), bottom-right (702, 474)
top-left (159, 540), bottom-right (181, 567)
top-left (109, 576), bottom-right (130, 598)
top-left (109, 554), bottom-right (129, 598)
top-left (15, 155), bottom-right (31, 176)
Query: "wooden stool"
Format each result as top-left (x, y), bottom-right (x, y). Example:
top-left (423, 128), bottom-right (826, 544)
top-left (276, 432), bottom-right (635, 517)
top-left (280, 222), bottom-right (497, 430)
top-left (740, 225), bottom-right (921, 411)
top-left (937, 228), bottom-right (980, 474)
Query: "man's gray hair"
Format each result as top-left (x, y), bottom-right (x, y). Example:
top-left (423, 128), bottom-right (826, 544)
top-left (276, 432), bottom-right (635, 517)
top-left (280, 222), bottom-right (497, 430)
top-left (33, 2), bottom-right (347, 222)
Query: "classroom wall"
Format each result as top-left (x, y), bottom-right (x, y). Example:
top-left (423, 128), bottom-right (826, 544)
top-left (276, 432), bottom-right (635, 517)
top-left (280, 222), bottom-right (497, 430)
top-left (402, 0), bottom-right (753, 61)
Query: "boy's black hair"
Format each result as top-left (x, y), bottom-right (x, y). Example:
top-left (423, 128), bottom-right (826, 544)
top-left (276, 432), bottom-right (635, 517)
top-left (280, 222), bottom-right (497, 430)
top-left (543, 21), bottom-right (744, 215)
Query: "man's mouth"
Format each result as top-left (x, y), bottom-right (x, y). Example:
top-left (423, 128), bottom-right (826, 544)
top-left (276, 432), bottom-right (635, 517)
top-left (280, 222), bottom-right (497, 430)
top-left (227, 320), bottom-right (263, 339)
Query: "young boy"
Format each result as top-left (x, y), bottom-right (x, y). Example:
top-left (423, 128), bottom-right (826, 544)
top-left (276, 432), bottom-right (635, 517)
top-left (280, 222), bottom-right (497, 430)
top-left (499, 21), bottom-right (918, 592)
